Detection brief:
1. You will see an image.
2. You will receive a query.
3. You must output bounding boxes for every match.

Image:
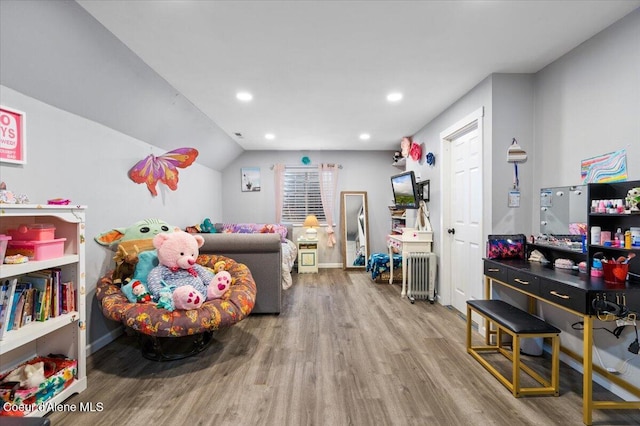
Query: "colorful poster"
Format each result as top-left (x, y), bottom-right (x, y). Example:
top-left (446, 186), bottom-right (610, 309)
top-left (0, 106), bottom-right (26, 164)
top-left (580, 150), bottom-right (627, 183)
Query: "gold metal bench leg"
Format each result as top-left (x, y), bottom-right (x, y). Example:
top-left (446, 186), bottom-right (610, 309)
top-left (513, 333), bottom-right (521, 397)
top-left (466, 306), bottom-right (561, 399)
top-left (466, 305), bottom-right (472, 351)
top-left (552, 333), bottom-right (560, 396)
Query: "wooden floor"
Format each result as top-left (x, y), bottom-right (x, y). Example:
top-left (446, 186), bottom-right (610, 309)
top-left (49, 269), bottom-right (640, 426)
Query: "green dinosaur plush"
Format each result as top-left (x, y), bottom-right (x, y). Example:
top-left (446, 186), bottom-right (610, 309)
top-left (95, 218), bottom-right (175, 286)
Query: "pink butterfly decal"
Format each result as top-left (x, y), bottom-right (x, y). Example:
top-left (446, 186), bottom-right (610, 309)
top-left (128, 148), bottom-right (199, 196)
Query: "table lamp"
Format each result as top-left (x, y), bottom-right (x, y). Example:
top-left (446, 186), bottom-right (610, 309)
top-left (303, 214), bottom-right (320, 239)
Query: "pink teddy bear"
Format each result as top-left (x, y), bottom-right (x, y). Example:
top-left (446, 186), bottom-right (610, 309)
top-left (146, 230), bottom-right (231, 310)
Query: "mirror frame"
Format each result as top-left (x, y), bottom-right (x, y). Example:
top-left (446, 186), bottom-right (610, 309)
top-left (540, 185), bottom-right (587, 236)
top-left (340, 191), bottom-right (370, 270)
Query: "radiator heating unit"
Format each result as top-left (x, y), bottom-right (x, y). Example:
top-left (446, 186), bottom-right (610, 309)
top-left (407, 252), bottom-right (437, 304)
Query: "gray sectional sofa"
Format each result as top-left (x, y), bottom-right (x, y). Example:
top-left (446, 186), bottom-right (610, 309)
top-left (199, 233), bottom-right (283, 314)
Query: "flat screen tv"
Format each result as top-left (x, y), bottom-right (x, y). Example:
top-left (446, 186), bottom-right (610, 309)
top-left (390, 171), bottom-right (420, 209)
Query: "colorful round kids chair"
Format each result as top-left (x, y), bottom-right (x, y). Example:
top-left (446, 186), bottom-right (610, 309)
top-left (96, 254), bottom-right (256, 361)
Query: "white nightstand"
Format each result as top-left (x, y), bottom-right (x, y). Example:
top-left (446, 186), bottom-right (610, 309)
top-left (297, 237), bottom-right (319, 273)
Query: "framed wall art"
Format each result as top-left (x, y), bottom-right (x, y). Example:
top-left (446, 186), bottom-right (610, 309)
top-left (0, 106), bottom-right (26, 164)
top-left (241, 167), bottom-right (261, 192)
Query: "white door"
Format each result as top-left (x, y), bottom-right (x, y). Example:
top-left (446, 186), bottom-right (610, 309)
top-left (440, 109), bottom-right (484, 314)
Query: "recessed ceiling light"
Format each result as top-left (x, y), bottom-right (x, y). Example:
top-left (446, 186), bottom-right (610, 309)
top-left (387, 92), bottom-right (403, 102)
top-left (359, 133), bottom-right (371, 140)
top-left (236, 91), bottom-right (253, 102)
top-left (265, 133), bottom-right (275, 140)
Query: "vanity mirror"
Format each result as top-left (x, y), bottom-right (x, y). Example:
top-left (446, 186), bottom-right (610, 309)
top-left (341, 191), bottom-right (369, 270)
top-left (540, 185), bottom-right (587, 236)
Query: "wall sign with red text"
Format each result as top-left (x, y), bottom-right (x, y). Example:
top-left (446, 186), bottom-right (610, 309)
top-left (0, 106), bottom-right (26, 164)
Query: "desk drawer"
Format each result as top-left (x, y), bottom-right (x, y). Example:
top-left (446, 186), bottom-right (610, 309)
top-left (507, 269), bottom-right (540, 295)
top-left (484, 261), bottom-right (508, 283)
top-left (540, 279), bottom-right (586, 313)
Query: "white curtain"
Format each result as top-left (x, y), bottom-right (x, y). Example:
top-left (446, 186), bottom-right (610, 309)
top-left (273, 164), bottom-right (285, 223)
top-left (318, 163), bottom-right (339, 247)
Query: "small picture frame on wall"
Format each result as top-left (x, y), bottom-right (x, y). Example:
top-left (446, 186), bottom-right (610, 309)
top-left (0, 106), bottom-right (27, 164)
top-left (241, 167), bottom-right (261, 192)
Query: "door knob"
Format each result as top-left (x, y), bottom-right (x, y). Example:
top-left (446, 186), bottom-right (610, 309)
top-left (447, 228), bottom-right (455, 235)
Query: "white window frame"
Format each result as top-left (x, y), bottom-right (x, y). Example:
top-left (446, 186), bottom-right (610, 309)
top-left (280, 166), bottom-right (327, 223)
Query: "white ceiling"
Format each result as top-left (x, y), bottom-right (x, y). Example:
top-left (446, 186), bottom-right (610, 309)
top-left (76, 1), bottom-right (640, 152)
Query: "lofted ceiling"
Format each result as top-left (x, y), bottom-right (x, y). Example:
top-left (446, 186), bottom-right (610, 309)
top-left (73, 1), bottom-right (638, 152)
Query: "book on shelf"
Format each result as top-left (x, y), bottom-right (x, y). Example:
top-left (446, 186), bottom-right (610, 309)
top-left (22, 272), bottom-right (52, 321)
top-left (62, 282), bottom-right (70, 314)
top-left (5, 284), bottom-right (22, 332)
top-left (7, 281), bottom-right (35, 331)
top-left (27, 268), bottom-right (61, 318)
top-left (0, 278), bottom-right (18, 340)
top-left (21, 287), bottom-right (36, 326)
top-left (12, 290), bottom-right (25, 330)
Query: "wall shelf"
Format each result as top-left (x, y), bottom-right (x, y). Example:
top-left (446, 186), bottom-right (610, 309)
top-left (587, 181), bottom-right (640, 280)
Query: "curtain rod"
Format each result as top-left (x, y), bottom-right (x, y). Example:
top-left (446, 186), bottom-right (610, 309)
top-left (269, 164), bottom-right (342, 170)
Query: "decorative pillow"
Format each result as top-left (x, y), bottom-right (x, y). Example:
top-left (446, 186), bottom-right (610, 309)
top-left (486, 234), bottom-right (526, 260)
top-left (121, 250), bottom-right (159, 302)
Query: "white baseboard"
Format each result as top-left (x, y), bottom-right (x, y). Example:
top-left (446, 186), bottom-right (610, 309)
top-left (556, 348), bottom-right (638, 401)
top-left (319, 263), bottom-right (343, 268)
top-left (86, 326), bottom-right (124, 356)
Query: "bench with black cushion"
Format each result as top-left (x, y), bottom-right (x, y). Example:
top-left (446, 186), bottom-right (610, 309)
top-left (466, 299), bottom-right (561, 397)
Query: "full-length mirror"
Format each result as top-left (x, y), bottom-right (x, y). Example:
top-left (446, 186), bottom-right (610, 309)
top-left (341, 191), bottom-right (369, 270)
top-left (540, 185), bottom-right (587, 235)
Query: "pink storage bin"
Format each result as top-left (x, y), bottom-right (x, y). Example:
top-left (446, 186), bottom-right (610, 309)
top-left (6, 238), bottom-right (66, 261)
top-left (0, 234), bottom-right (11, 263)
top-left (7, 223), bottom-right (56, 241)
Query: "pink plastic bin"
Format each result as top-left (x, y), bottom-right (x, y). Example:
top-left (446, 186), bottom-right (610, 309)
top-left (6, 238), bottom-right (66, 261)
top-left (7, 223), bottom-right (56, 241)
top-left (0, 234), bottom-right (11, 263)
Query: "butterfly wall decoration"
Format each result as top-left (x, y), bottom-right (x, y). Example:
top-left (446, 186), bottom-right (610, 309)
top-left (128, 147), bottom-right (199, 196)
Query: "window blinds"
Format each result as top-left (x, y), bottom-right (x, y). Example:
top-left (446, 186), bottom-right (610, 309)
top-left (281, 167), bottom-right (327, 222)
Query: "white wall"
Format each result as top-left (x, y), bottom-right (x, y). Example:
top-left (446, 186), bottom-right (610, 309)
top-left (0, 86), bottom-right (222, 351)
top-left (533, 9), bottom-right (639, 188)
top-left (408, 75), bottom-right (493, 261)
top-left (221, 150), bottom-right (395, 267)
top-left (491, 74), bottom-right (535, 234)
top-left (531, 9), bottom-right (640, 393)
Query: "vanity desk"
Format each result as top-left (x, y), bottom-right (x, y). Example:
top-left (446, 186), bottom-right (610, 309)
top-left (483, 258), bottom-right (640, 425)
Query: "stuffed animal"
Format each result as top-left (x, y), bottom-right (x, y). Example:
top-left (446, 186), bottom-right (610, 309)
top-left (94, 219), bottom-right (174, 286)
top-left (213, 260), bottom-right (227, 273)
top-left (627, 187), bottom-right (640, 212)
top-left (213, 260), bottom-right (236, 286)
top-left (147, 230), bottom-right (219, 310)
top-left (131, 280), bottom-right (152, 303)
top-left (4, 362), bottom-right (46, 389)
top-left (120, 250), bottom-right (159, 302)
top-left (110, 245), bottom-right (139, 286)
top-left (200, 218), bottom-right (216, 233)
top-left (156, 286), bottom-right (175, 311)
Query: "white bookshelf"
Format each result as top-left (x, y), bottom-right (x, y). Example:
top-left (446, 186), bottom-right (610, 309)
top-left (0, 204), bottom-right (87, 417)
